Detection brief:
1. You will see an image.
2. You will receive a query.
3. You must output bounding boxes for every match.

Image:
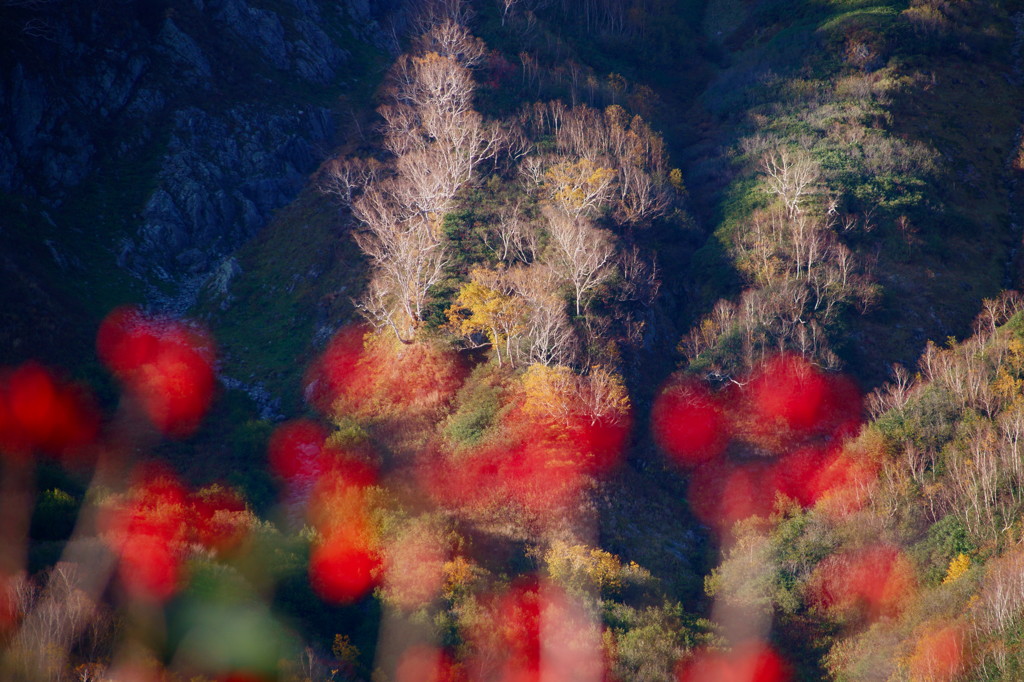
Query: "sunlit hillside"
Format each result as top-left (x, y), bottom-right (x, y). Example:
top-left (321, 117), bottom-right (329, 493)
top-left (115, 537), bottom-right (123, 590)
top-left (2, 0), bottom-right (1024, 680)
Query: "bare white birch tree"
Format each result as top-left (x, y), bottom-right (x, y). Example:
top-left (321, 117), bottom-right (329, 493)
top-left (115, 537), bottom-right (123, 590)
top-left (543, 207), bottom-right (616, 316)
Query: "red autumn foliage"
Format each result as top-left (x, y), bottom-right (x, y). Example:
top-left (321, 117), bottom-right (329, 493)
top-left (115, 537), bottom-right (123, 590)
top-left (809, 544), bottom-right (916, 621)
top-left (769, 446), bottom-right (830, 507)
top-left (268, 419), bottom-right (330, 482)
top-left (687, 459), bottom-right (778, 534)
top-left (565, 412), bottom-right (631, 473)
top-left (466, 578), bottom-right (604, 682)
top-left (652, 380), bottom-right (730, 467)
top-left (489, 579), bottom-right (544, 681)
top-left (718, 462), bottom-right (778, 525)
top-left (0, 362), bottom-right (99, 460)
top-left (421, 406), bottom-right (629, 520)
top-left (744, 354), bottom-right (861, 446)
top-left (686, 442), bottom-right (879, 536)
top-left (303, 450), bottom-right (381, 604)
top-left (309, 525), bottom-right (381, 604)
top-left (304, 325), bottom-right (368, 415)
top-left (321, 455), bottom-right (379, 498)
top-left (190, 486), bottom-right (250, 554)
top-left (654, 354), bottom-right (870, 537)
top-left (97, 307), bottom-right (216, 437)
top-left (395, 645), bottom-right (464, 682)
top-left (101, 468), bottom-right (252, 601)
top-left (421, 440), bottom-right (579, 516)
top-left (102, 470), bottom-right (186, 601)
top-left (676, 640), bottom-right (792, 682)
top-left (305, 326), bottom-right (465, 422)
top-left (268, 419), bottom-right (379, 521)
top-left (118, 533), bottom-right (180, 602)
top-left (748, 354), bottom-right (830, 431)
top-left (218, 674), bottom-right (270, 682)
top-left (686, 448), bottom-right (880, 538)
top-left (908, 624), bottom-right (967, 681)
top-left (802, 449), bottom-right (879, 516)
top-left (306, 453), bottom-right (378, 532)
top-left (0, 573), bottom-right (20, 634)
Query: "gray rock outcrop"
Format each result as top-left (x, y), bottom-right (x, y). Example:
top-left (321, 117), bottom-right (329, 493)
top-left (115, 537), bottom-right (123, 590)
top-left (0, 0), bottom-right (401, 298)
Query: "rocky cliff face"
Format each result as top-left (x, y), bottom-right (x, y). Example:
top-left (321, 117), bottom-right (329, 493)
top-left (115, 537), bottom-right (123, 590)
top-left (1, 0), bottom-right (401, 299)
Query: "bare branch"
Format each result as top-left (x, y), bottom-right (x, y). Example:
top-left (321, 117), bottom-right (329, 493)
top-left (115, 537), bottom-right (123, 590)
top-left (761, 147), bottom-right (820, 219)
top-left (543, 207), bottom-right (616, 316)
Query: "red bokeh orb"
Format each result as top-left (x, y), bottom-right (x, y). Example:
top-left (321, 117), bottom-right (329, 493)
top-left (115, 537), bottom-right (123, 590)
top-left (652, 381), bottom-right (730, 467)
top-left (97, 307), bottom-right (215, 437)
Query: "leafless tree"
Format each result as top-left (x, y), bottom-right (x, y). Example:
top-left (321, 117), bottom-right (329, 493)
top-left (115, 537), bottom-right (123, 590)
top-left (608, 114), bottom-right (671, 225)
top-left (316, 157), bottom-right (384, 205)
top-left (976, 550), bottom-right (1024, 636)
top-left (761, 147), bottom-right (820, 219)
top-left (680, 299), bottom-right (737, 366)
top-left (395, 146), bottom-right (464, 219)
top-left (524, 104), bottom-right (672, 226)
top-left (612, 244), bottom-right (661, 346)
top-left (736, 208), bottom-right (788, 287)
top-left (74, 663), bottom-right (107, 682)
top-left (346, 17), bottom-right (506, 342)
top-left (555, 106), bottom-right (605, 160)
top-left (615, 159), bottom-right (671, 226)
top-left (508, 264), bottom-right (578, 366)
top-left (415, 19), bottom-right (488, 68)
top-left (543, 208), bottom-right (616, 316)
top-left (394, 53), bottom-right (476, 138)
top-left (412, 0), bottom-right (473, 34)
top-left (998, 402), bottom-right (1024, 496)
top-left (500, 0), bottom-right (520, 25)
top-left (6, 563), bottom-right (102, 682)
top-left (485, 202), bottom-right (537, 263)
top-left (518, 154), bottom-right (547, 187)
top-left (502, 120), bottom-right (533, 166)
top-left (617, 244), bottom-right (660, 307)
top-left (352, 210), bottom-right (448, 342)
top-left (867, 363), bottom-right (915, 419)
top-left (976, 290), bottom-right (1024, 338)
top-left (356, 272), bottom-right (411, 341)
top-left (519, 51), bottom-right (540, 93)
top-left (577, 365), bottom-right (629, 423)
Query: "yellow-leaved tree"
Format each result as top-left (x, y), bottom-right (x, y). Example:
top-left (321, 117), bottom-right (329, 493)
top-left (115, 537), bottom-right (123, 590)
top-left (447, 268), bottom-right (527, 366)
top-left (519, 363), bottom-right (629, 424)
top-left (545, 158), bottom-right (617, 220)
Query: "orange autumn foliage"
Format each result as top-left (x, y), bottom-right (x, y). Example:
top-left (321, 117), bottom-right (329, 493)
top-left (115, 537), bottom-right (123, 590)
top-left (809, 544), bottom-right (917, 622)
top-left (306, 326), bottom-right (465, 424)
top-left (907, 624), bottom-right (968, 681)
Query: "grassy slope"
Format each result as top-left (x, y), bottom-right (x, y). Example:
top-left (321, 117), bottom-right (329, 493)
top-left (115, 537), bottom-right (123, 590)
top-left (686, 0), bottom-right (1024, 385)
top-left (857, 45), bottom-right (1024, 376)
top-left (167, 34), bottom-right (388, 504)
top-left (192, 37), bottom-right (388, 413)
top-left (201, 187), bottom-right (371, 411)
top-left (664, 0), bottom-right (1024, 675)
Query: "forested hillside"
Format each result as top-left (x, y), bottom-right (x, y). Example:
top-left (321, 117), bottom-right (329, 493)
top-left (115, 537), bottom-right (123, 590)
top-left (3, 0), bottom-right (1024, 680)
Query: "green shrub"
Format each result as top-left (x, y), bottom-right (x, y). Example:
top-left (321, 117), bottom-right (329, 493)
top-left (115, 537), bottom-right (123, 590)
top-left (445, 367), bottom-right (504, 446)
top-left (912, 514), bottom-right (975, 585)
